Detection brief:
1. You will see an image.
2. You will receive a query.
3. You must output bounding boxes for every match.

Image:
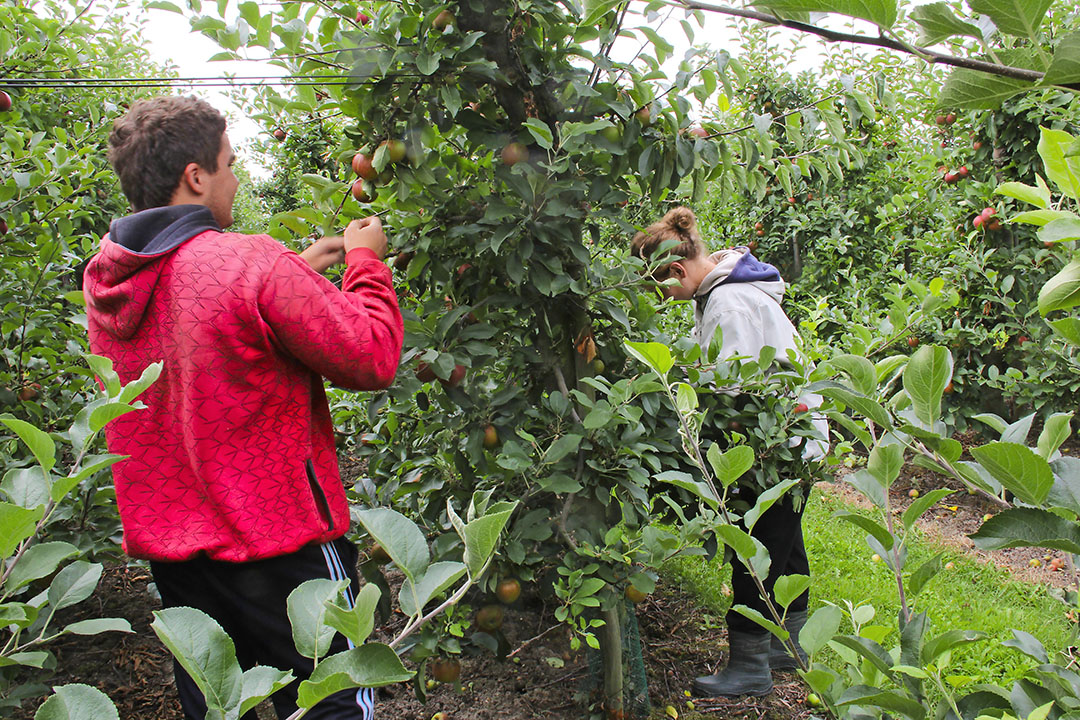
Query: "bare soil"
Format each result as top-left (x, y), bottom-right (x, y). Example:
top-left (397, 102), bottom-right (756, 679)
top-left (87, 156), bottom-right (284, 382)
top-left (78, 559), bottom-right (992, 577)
top-left (10, 436), bottom-right (1078, 720)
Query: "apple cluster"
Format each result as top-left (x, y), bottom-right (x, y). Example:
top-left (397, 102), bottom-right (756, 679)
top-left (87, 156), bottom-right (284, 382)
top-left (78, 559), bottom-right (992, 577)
top-left (972, 207), bottom-right (1000, 231)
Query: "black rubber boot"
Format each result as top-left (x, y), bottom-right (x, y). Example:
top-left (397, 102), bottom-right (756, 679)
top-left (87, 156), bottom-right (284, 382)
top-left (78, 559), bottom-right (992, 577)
top-left (770, 609), bottom-right (809, 671)
top-left (692, 630), bottom-right (773, 697)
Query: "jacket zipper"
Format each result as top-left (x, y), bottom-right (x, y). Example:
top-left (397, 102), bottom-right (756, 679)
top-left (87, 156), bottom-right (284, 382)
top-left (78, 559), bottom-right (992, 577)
top-left (306, 459), bottom-right (335, 533)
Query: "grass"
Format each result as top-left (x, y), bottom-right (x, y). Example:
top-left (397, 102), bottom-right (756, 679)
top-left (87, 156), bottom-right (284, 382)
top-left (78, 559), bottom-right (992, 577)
top-left (662, 484), bottom-right (1076, 687)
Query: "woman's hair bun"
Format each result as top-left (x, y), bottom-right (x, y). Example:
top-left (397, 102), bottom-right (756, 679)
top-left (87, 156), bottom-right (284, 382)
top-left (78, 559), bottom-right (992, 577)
top-left (663, 206), bottom-right (698, 236)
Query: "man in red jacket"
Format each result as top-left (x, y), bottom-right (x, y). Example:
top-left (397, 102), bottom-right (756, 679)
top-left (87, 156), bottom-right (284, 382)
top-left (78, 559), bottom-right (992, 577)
top-left (83, 95), bottom-right (403, 719)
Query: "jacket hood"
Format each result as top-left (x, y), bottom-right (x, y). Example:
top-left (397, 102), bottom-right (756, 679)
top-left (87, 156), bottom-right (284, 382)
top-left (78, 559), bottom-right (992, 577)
top-left (83, 205), bottom-right (220, 340)
top-left (695, 247), bottom-right (786, 303)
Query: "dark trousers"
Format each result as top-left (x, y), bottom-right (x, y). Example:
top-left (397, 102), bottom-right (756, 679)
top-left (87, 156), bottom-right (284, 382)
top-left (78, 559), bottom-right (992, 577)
top-left (727, 495), bottom-right (810, 633)
top-left (150, 537), bottom-right (375, 719)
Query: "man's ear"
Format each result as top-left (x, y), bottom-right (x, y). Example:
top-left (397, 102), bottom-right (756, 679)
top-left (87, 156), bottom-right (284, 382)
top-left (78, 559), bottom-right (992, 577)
top-left (178, 162), bottom-right (205, 197)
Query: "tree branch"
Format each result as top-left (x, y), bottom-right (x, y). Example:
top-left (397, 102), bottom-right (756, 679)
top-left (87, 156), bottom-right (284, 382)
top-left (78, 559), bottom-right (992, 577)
top-left (665, 0), bottom-right (1074, 87)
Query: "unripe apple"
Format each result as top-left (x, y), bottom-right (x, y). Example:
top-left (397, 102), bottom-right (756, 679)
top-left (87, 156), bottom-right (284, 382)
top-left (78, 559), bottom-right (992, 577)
top-left (1029, 558), bottom-right (1041, 568)
top-left (352, 152), bottom-right (377, 180)
top-left (475, 604), bottom-right (504, 632)
top-left (689, 126), bottom-right (708, 138)
top-left (501, 142), bottom-right (529, 166)
top-left (350, 179), bottom-right (371, 202)
top-left (355, 10), bottom-right (370, 24)
top-left (379, 139), bottom-right (407, 164)
top-left (483, 424), bottom-right (499, 449)
top-left (601, 125), bottom-right (621, 143)
top-left (432, 9), bottom-right (454, 31)
top-left (982, 513), bottom-right (992, 522)
top-left (625, 585), bottom-right (648, 603)
top-left (944, 561), bottom-right (955, 570)
top-left (634, 106), bottom-right (651, 126)
top-left (0, 91), bottom-right (11, 112)
top-left (909, 488), bottom-right (919, 498)
top-left (871, 553), bottom-right (882, 563)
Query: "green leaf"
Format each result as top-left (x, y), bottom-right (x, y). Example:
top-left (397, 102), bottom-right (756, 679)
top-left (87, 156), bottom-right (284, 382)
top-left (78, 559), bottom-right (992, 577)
top-left (901, 488), bottom-right (955, 532)
top-left (826, 354), bottom-right (878, 396)
top-left (938, 68), bottom-right (1033, 110)
top-left (53, 454), bottom-right (125, 503)
top-left (354, 508), bottom-right (429, 582)
top-left (287, 579), bottom-right (345, 660)
top-left (968, 0), bottom-right (1053, 38)
top-left (1037, 412), bottom-right (1072, 459)
top-left (522, 119), bottom-right (553, 151)
top-left (295, 644), bottom-right (412, 708)
top-left (835, 511), bottom-right (894, 550)
top-left (238, 666), bottom-right (294, 717)
top-left (34, 684), bottom-right (119, 720)
top-left (544, 434), bottom-right (582, 464)
top-left (750, 0), bottom-right (897, 28)
top-left (903, 345), bottom-right (952, 429)
top-left (1002, 630), bottom-right (1048, 663)
top-left (47, 561), bottom-right (102, 611)
top-left (774, 574), bottom-right (811, 610)
top-left (399, 561), bottom-right (467, 617)
top-left (906, 553), bottom-right (943, 597)
top-left (730, 604), bottom-right (786, 638)
top-left (921, 629), bottom-right (986, 664)
top-left (833, 636), bottom-right (895, 675)
top-left (1038, 127), bottom-right (1080, 200)
top-left (800, 604), bottom-right (843, 655)
top-left (1009, 209), bottom-right (1074, 226)
top-left (995, 181), bottom-right (1050, 209)
top-left (809, 381), bottom-right (891, 427)
top-left (970, 507), bottom-right (1080, 554)
top-left (60, 618), bottom-right (133, 636)
top-left (151, 607), bottom-right (243, 714)
top-left (4, 541), bottom-right (79, 593)
top-left (323, 583), bottom-right (381, 647)
top-left (835, 685), bottom-right (926, 719)
top-left (0, 417), bottom-right (56, 474)
top-left (0, 502), bottom-right (43, 557)
top-left (744, 479), bottom-right (798, 531)
top-left (1039, 217), bottom-right (1080, 244)
top-left (1044, 33), bottom-right (1080, 86)
top-left (84, 355), bottom-right (120, 396)
top-left (706, 444), bottom-right (754, 489)
top-left (846, 469), bottom-right (887, 507)
top-left (624, 341), bottom-right (674, 377)
top-left (654, 470), bottom-right (719, 510)
top-left (970, 442), bottom-right (1054, 504)
top-left (675, 382), bottom-right (697, 414)
top-left (1039, 258), bottom-right (1080, 315)
top-left (910, 2), bottom-right (983, 44)
top-left (715, 524), bottom-right (759, 562)
top-left (867, 442), bottom-right (904, 488)
top-left (1048, 318), bottom-right (1080, 345)
top-left (1048, 457), bottom-right (1080, 514)
top-left (2, 467), bottom-right (50, 509)
top-left (460, 503), bottom-right (516, 578)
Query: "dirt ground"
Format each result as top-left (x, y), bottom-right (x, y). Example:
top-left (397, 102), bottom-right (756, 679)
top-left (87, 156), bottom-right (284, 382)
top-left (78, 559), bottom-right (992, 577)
top-left (9, 437), bottom-right (1078, 720)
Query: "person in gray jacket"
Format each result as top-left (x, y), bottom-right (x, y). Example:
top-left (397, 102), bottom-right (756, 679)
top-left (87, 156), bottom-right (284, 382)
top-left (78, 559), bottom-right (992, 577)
top-left (631, 206), bottom-right (825, 698)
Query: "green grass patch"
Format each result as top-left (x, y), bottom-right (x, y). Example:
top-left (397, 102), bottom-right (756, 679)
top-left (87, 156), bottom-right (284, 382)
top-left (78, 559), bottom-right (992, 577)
top-left (662, 485), bottom-right (1076, 687)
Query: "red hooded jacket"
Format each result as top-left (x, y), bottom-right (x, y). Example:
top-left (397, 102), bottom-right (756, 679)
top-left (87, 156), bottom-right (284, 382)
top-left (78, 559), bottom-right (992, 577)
top-left (83, 206), bottom-right (403, 562)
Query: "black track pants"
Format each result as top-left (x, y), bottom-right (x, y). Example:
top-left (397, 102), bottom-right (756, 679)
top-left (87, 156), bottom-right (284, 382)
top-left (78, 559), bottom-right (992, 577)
top-left (726, 494), bottom-right (810, 634)
top-left (150, 537), bottom-right (376, 719)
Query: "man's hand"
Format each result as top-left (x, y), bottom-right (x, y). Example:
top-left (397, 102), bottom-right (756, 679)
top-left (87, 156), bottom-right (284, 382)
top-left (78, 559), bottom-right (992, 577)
top-left (299, 235), bottom-right (346, 273)
top-left (344, 216), bottom-right (387, 259)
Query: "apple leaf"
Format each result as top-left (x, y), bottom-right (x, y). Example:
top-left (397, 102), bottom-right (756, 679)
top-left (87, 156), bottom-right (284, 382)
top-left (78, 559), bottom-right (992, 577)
top-left (1038, 257), bottom-right (1080, 316)
top-left (1043, 32), bottom-right (1080, 86)
top-left (967, 0), bottom-right (1053, 39)
top-left (910, 2), bottom-right (982, 45)
top-left (750, 0), bottom-right (897, 29)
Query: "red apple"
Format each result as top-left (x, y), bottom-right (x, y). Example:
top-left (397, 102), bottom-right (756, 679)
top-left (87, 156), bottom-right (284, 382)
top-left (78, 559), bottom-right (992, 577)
top-left (907, 336), bottom-right (919, 348)
top-left (935, 114), bottom-right (947, 125)
top-left (973, 215), bottom-right (984, 229)
top-left (689, 126), bottom-right (708, 138)
top-left (379, 139), bottom-right (407, 164)
top-left (973, 141), bottom-right (983, 150)
top-left (272, 128), bottom-right (286, 142)
top-left (0, 91), bottom-right (11, 112)
top-left (501, 142), bottom-right (529, 166)
top-left (957, 166), bottom-right (969, 178)
top-left (0, 218), bottom-right (7, 235)
top-left (1018, 335), bottom-right (1028, 346)
top-left (442, 364), bottom-right (466, 387)
top-left (945, 113), bottom-right (956, 125)
top-left (634, 106), bottom-right (651, 125)
top-left (356, 10), bottom-right (370, 24)
top-left (350, 180), bottom-right (371, 202)
top-left (351, 152), bottom-right (377, 180)
top-left (787, 196), bottom-right (796, 204)
top-left (793, 403), bottom-right (809, 414)
top-left (433, 9), bottom-right (454, 31)
top-left (415, 362), bottom-right (437, 383)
